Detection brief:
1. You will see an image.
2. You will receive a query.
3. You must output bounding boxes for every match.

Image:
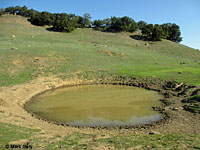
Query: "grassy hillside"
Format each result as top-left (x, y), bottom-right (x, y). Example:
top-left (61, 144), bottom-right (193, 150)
top-left (0, 14), bottom-right (200, 86)
top-left (1, 14), bottom-right (200, 150)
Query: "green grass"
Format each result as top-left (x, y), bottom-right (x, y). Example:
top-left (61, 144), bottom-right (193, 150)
top-left (44, 132), bottom-right (200, 150)
top-left (1, 123), bottom-right (199, 149)
top-left (0, 14), bottom-right (200, 86)
top-left (95, 134), bottom-right (200, 149)
top-left (0, 123), bottom-right (41, 149)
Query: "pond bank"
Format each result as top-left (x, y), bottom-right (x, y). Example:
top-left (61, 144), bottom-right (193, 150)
top-left (0, 75), bottom-right (200, 136)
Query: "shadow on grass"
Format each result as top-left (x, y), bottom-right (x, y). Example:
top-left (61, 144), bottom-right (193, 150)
top-left (129, 35), bottom-right (149, 41)
top-left (130, 35), bottom-right (161, 43)
top-left (92, 27), bottom-right (125, 33)
top-left (46, 27), bottom-right (59, 32)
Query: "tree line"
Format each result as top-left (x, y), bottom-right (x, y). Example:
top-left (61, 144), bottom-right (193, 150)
top-left (93, 19), bottom-right (182, 42)
top-left (0, 6), bottom-right (182, 42)
top-left (140, 22), bottom-right (182, 42)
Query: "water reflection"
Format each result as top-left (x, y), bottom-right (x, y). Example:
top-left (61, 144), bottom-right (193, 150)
top-left (27, 85), bottom-right (163, 126)
top-left (67, 115), bottom-right (162, 127)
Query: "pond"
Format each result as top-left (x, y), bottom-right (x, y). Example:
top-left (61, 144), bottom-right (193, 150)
top-left (26, 84), bottom-right (163, 127)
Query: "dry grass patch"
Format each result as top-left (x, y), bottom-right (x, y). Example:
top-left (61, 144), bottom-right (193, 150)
top-left (98, 49), bottom-right (127, 58)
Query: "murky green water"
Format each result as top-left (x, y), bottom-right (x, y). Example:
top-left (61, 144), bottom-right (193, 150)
top-left (26, 85), bottom-right (163, 127)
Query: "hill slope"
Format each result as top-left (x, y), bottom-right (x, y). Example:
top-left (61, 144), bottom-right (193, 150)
top-left (1, 14), bottom-right (200, 150)
top-left (0, 14), bottom-right (200, 86)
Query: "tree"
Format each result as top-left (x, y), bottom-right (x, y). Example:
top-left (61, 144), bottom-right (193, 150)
top-left (5, 7), bottom-right (16, 14)
top-left (82, 13), bottom-right (91, 27)
top-left (93, 19), bottom-right (104, 28)
top-left (109, 16), bottom-right (122, 31)
top-left (152, 24), bottom-right (163, 41)
top-left (14, 6), bottom-right (21, 15)
top-left (160, 23), bottom-right (182, 43)
top-left (3, 5), bottom-right (183, 39)
top-left (101, 18), bottom-right (111, 31)
top-left (53, 17), bottom-right (75, 32)
top-left (53, 13), bottom-right (76, 32)
top-left (75, 16), bottom-right (84, 28)
top-left (103, 18), bottom-right (111, 26)
top-left (128, 22), bottom-right (138, 32)
top-left (24, 9), bottom-right (38, 17)
top-left (11, 6), bottom-right (28, 16)
top-left (121, 16), bottom-right (138, 32)
top-left (137, 21), bottom-right (147, 30)
top-left (30, 11), bottom-right (54, 26)
top-left (141, 24), bottom-right (154, 39)
top-left (102, 16), bottom-right (138, 32)
top-left (30, 12), bottom-right (42, 25)
top-left (141, 23), bottom-right (182, 42)
top-left (161, 23), bottom-right (170, 39)
top-left (20, 5), bottom-right (28, 16)
top-left (168, 23), bottom-right (182, 43)
top-left (0, 8), bottom-right (5, 16)
top-left (66, 14), bottom-right (83, 28)
top-left (40, 11), bottom-right (54, 25)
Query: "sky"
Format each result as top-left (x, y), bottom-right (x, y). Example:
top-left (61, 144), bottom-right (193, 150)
top-left (0, 0), bottom-right (200, 49)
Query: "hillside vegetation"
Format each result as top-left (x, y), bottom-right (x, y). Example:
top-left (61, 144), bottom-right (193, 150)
top-left (1, 14), bottom-right (200, 150)
top-left (0, 14), bottom-right (200, 86)
top-left (1, 6), bottom-right (182, 42)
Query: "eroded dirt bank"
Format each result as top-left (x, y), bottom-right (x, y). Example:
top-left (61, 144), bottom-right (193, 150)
top-left (0, 75), bottom-right (200, 137)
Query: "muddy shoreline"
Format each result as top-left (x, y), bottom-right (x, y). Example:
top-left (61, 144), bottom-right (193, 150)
top-left (1, 75), bottom-right (200, 135)
top-left (23, 76), bottom-right (191, 130)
